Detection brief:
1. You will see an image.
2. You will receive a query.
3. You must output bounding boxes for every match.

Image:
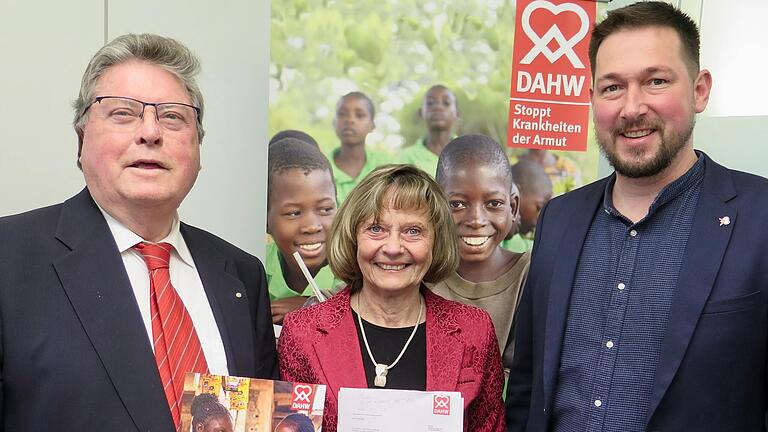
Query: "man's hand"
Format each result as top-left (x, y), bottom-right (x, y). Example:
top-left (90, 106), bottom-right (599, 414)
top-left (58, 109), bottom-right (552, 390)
top-left (271, 296), bottom-right (309, 324)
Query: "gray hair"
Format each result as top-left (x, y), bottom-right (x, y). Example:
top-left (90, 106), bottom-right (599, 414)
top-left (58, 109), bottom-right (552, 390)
top-left (73, 33), bottom-right (205, 168)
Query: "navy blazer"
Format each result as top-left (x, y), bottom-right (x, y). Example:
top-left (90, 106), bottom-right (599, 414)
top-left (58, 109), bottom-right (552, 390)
top-left (506, 154), bottom-right (768, 432)
top-left (0, 188), bottom-right (278, 431)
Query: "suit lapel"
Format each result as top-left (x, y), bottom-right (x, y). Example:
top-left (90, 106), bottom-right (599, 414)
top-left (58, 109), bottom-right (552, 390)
top-left (542, 180), bottom-right (605, 409)
top-left (52, 189), bottom-right (174, 431)
top-left (313, 291), bottom-right (367, 404)
top-left (181, 224), bottom-right (255, 376)
top-left (647, 157), bottom-right (737, 420)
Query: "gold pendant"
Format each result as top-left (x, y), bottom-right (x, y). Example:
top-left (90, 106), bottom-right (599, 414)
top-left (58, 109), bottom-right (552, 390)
top-left (374, 363), bottom-right (388, 387)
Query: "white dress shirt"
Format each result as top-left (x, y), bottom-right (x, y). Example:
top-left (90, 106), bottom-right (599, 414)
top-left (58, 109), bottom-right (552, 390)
top-left (98, 207), bottom-right (229, 375)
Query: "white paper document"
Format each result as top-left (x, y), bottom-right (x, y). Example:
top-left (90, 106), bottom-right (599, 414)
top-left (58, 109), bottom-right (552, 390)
top-left (337, 387), bottom-right (464, 432)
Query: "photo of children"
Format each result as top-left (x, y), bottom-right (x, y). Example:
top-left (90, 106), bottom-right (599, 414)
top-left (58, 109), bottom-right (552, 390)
top-left (266, 139), bottom-right (343, 324)
top-left (267, 1), bottom-right (606, 314)
top-left (431, 134), bottom-right (530, 375)
top-left (180, 374), bottom-right (325, 432)
top-left (269, 1), bottom-right (601, 186)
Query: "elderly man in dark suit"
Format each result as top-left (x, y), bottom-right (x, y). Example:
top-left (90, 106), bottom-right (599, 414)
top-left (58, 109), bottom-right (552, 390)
top-left (0, 34), bottom-right (277, 431)
top-left (507, 2), bottom-right (768, 432)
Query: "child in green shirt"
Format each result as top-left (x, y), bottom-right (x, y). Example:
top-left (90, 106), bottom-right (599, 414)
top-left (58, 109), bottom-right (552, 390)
top-left (267, 138), bottom-right (342, 323)
top-left (328, 92), bottom-right (390, 204)
top-left (398, 84), bottom-right (459, 176)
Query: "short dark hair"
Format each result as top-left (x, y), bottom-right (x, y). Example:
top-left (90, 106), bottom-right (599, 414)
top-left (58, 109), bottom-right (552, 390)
top-left (267, 137), bottom-right (334, 209)
top-left (589, 1), bottom-right (700, 78)
top-left (337, 91), bottom-right (375, 119)
top-left (435, 134), bottom-right (512, 188)
top-left (269, 129), bottom-right (319, 147)
top-left (279, 413), bottom-right (315, 432)
top-left (190, 393), bottom-right (230, 428)
top-left (511, 159), bottom-right (551, 195)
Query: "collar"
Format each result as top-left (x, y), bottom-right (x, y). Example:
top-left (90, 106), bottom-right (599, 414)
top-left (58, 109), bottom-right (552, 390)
top-left (96, 204), bottom-right (194, 268)
top-left (330, 147), bottom-right (374, 183)
top-left (316, 287), bottom-right (459, 335)
top-left (602, 151), bottom-right (705, 223)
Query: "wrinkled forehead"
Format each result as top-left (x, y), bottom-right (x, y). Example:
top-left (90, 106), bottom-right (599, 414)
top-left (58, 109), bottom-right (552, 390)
top-left (96, 60), bottom-right (193, 104)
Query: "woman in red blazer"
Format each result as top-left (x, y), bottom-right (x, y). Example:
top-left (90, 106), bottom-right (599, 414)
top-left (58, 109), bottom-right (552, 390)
top-left (278, 164), bottom-right (505, 432)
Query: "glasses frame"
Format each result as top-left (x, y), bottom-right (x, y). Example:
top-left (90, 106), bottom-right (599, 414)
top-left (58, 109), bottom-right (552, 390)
top-left (88, 95), bottom-right (202, 125)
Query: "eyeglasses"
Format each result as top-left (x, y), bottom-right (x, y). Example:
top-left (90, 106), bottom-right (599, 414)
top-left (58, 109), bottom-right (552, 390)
top-left (87, 96), bottom-right (201, 131)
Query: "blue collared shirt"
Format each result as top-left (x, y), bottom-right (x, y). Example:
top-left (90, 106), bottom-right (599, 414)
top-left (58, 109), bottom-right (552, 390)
top-left (551, 155), bottom-right (705, 432)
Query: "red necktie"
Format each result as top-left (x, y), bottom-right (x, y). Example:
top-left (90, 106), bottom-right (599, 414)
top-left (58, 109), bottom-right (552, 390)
top-left (134, 242), bottom-right (208, 429)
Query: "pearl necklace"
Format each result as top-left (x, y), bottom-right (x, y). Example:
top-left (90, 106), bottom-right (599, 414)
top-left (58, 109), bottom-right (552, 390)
top-left (357, 294), bottom-right (424, 388)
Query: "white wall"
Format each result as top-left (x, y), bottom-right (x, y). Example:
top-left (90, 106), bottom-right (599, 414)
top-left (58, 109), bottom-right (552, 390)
top-left (0, 0), bottom-right (270, 259)
top-left (0, 1), bottom-right (102, 214)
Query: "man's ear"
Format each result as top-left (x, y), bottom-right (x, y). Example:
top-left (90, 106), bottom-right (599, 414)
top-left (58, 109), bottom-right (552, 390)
top-left (693, 68), bottom-right (713, 113)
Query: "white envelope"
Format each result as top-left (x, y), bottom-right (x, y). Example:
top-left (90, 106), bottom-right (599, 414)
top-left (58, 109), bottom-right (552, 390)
top-left (337, 387), bottom-right (464, 432)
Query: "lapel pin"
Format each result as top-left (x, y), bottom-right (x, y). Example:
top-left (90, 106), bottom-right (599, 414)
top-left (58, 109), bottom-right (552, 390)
top-left (235, 292), bottom-right (243, 298)
top-left (719, 216), bottom-right (731, 226)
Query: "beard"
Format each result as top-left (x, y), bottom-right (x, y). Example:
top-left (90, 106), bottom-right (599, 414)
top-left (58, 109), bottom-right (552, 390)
top-left (597, 115), bottom-right (695, 179)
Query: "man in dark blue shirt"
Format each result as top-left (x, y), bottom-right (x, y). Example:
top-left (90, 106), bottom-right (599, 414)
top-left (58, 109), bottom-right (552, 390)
top-left (507, 2), bottom-right (768, 431)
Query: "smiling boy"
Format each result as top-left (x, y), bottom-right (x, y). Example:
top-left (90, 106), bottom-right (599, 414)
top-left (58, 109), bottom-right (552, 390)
top-left (432, 134), bottom-right (530, 372)
top-left (267, 138), bottom-right (341, 323)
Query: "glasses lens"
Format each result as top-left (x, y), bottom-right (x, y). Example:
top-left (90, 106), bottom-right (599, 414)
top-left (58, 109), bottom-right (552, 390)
top-left (157, 104), bottom-right (197, 130)
top-left (96, 97), bottom-right (143, 126)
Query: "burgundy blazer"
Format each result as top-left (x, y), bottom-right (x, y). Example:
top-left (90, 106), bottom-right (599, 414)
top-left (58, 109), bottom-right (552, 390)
top-left (279, 287), bottom-right (505, 432)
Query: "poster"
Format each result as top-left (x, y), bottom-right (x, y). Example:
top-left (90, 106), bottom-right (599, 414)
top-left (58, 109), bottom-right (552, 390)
top-left (180, 373), bottom-right (326, 432)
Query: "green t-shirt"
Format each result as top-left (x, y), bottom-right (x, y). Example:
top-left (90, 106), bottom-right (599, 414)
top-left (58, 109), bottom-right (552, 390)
top-left (328, 147), bottom-right (392, 204)
top-left (500, 233), bottom-right (534, 253)
top-left (265, 243), bottom-right (341, 300)
top-left (396, 137), bottom-right (440, 177)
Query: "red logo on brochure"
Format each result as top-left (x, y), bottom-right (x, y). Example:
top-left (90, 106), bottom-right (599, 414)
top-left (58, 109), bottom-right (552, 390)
top-left (433, 394), bottom-right (451, 415)
top-left (291, 383), bottom-right (316, 411)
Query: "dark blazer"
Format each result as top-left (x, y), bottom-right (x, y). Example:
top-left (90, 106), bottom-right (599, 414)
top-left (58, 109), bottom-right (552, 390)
top-left (0, 188), bottom-right (278, 431)
top-left (506, 154), bottom-right (768, 432)
top-left (279, 288), bottom-right (505, 432)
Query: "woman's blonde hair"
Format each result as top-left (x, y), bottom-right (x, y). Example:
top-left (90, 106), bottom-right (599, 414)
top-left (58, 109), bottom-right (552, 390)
top-left (328, 164), bottom-right (459, 292)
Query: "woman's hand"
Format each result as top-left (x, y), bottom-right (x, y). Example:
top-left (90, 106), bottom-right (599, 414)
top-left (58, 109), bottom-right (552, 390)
top-left (271, 296), bottom-right (309, 324)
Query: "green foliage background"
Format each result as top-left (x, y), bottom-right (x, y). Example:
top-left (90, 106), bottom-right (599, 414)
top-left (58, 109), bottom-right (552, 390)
top-left (269, 0), bottom-right (601, 187)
